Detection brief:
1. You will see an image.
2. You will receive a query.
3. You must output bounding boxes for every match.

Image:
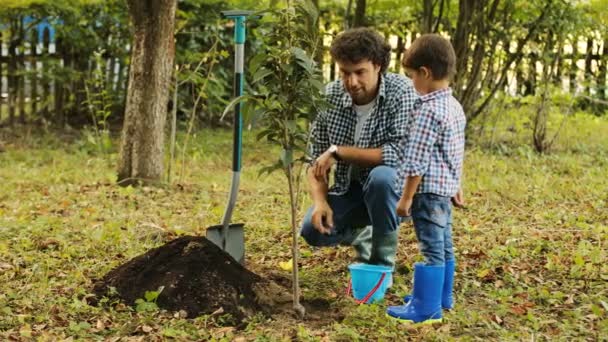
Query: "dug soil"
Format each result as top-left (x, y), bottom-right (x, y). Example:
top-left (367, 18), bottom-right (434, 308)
top-left (92, 235), bottom-right (284, 321)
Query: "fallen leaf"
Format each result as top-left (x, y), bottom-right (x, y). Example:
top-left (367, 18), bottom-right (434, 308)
top-left (279, 259), bottom-right (293, 272)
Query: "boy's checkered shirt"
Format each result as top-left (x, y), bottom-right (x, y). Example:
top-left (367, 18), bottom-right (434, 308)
top-left (398, 88), bottom-right (466, 197)
top-left (309, 73), bottom-right (418, 195)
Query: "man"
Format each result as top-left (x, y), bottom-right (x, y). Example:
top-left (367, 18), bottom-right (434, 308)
top-left (300, 28), bottom-right (417, 268)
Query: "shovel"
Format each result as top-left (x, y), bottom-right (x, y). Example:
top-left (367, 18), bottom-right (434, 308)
top-left (206, 10), bottom-right (254, 264)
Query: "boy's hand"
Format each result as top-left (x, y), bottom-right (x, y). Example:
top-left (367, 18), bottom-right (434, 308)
top-left (396, 196), bottom-right (413, 217)
top-left (451, 188), bottom-right (465, 208)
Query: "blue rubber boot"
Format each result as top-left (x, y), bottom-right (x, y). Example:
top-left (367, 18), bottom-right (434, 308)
top-left (387, 263), bottom-right (444, 324)
top-left (403, 259), bottom-right (455, 309)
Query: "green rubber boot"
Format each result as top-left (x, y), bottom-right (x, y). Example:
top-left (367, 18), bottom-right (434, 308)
top-left (351, 225), bottom-right (372, 263)
top-left (369, 230), bottom-right (399, 287)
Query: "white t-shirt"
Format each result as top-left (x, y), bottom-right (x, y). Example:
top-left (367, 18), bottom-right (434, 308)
top-left (353, 98), bottom-right (376, 143)
top-left (350, 97), bottom-right (377, 181)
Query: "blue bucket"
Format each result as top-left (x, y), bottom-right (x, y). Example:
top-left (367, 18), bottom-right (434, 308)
top-left (347, 263), bottom-right (393, 304)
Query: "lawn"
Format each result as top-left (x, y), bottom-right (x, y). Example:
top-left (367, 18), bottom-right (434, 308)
top-left (0, 117), bottom-right (607, 341)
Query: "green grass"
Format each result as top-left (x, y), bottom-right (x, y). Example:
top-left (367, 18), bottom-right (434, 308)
top-left (1, 116), bottom-right (607, 341)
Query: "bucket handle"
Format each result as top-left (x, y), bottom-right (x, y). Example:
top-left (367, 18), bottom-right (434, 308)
top-left (346, 272), bottom-right (386, 304)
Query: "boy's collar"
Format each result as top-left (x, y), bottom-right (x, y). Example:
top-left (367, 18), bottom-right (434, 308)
top-left (418, 87), bottom-right (452, 103)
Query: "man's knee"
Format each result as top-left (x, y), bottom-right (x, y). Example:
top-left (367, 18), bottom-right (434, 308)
top-left (366, 166), bottom-right (397, 192)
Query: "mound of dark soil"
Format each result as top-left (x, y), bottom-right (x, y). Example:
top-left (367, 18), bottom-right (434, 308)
top-left (92, 236), bottom-right (264, 320)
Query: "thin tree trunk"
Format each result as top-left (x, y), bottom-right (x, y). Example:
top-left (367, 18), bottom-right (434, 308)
top-left (433, 0), bottom-right (446, 33)
top-left (569, 37), bottom-right (578, 93)
top-left (422, 0), bottom-right (433, 34)
top-left (584, 37), bottom-right (593, 95)
top-left (287, 163), bottom-right (304, 318)
top-left (600, 37), bottom-right (608, 101)
top-left (554, 34), bottom-right (564, 85)
top-left (353, 0), bottom-right (366, 28)
top-left (395, 34), bottom-right (404, 73)
top-left (117, 0), bottom-right (177, 186)
top-left (452, 0), bottom-right (474, 97)
top-left (529, 52), bottom-right (538, 95)
top-left (344, 0), bottom-right (353, 29)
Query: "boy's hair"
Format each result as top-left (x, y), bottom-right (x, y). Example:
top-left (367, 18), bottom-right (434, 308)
top-left (330, 28), bottom-right (392, 73)
top-left (402, 34), bottom-right (456, 80)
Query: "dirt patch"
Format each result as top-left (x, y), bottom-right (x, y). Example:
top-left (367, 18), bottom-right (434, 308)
top-left (92, 235), bottom-right (265, 321)
top-left (91, 235), bottom-right (348, 327)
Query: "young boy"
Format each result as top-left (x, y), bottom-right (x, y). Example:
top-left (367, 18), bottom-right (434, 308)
top-left (386, 34), bottom-right (466, 324)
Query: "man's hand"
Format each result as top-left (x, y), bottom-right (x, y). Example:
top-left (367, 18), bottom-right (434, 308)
top-left (313, 150), bottom-right (336, 180)
top-left (451, 188), bottom-right (465, 208)
top-left (396, 196), bottom-right (413, 217)
top-left (311, 201), bottom-right (334, 234)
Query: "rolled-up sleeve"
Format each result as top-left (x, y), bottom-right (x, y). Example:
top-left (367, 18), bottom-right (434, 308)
top-left (381, 95), bottom-right (411, 168)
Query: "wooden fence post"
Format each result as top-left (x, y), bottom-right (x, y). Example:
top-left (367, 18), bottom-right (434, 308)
top-left (18, 18), bottom-right (26, 124)
top-left (8, 19), bottom-right (17, 126)
top-left (54, 36), bottom-right (65, 124)
top-left (42, 27), bottom-right (50, 119)
top-left (30, 27), bottom-right (38, 118)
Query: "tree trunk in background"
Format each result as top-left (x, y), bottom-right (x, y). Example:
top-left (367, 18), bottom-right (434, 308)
top-left (117, 0), bottom-right (177, 186)
top-left (353, 0), bottom-right (366, 27)
top-left (311, 0), bottom-right (323, 69)
top-left (569, 37), bottom-right (578, 93)
top-left (395, 35), bottom-right (404, 73)
top-left (554, 38), bottom-right (564, 85)
top-left (600, 37), bottom-right (608, 101)
top-left (584, 37), bottom-right (593, 96)
top-left (422, 0), bottom-right (433, 34)
top-left (529, 52), bottom-right (537, 95)
top-left (344, 0), bottom-right (353, 29)
top-left (452, 0), bottom-right (474, 97)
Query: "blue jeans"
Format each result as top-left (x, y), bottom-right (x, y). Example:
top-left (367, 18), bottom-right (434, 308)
top-left (412, 193), bottom-right (454, 265)
top-left (300, 166), bottom-right (400, 246)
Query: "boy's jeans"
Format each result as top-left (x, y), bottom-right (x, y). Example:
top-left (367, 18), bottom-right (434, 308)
top-left (412, 193), bottom-right (454, 265)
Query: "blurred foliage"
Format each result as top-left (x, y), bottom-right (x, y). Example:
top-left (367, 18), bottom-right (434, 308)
top-left (0, 0), bottom-right (607, 130)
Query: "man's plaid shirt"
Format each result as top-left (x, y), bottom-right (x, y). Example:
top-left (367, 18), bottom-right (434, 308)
top-left (398, 88), bottom-right (466, 197)
top-left (309, 73), bottom-right (418, 195)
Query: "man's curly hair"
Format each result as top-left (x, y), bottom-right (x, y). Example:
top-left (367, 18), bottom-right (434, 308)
top-left (329, 28), bottom-right (392, 73)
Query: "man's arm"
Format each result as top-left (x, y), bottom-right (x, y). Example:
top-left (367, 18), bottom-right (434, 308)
top-left (334, 146), bottom-right (382, 167)
top-left (313, 146), bottom-right (383, 178)
top-left (307, 167), bottom-right (333, 234)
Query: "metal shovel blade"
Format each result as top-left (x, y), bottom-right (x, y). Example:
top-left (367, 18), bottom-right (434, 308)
top-left (206, 223), bottom-right (245, 264)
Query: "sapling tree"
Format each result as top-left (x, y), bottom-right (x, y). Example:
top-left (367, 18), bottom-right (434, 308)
top-left (236, 0), bottom-right (327, 317)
